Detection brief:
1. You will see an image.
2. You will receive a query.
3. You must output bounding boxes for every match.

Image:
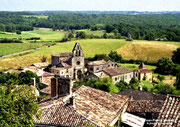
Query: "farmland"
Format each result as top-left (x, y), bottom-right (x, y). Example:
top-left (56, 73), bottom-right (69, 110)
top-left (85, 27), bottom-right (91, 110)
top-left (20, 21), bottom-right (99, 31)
top-left (118, 41), bottom-right (180, 62)
top-left (0, 28), bottom-right (65, 42)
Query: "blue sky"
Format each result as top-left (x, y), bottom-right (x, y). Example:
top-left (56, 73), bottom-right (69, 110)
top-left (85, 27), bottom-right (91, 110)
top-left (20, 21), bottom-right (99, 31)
top-left (0, 0), bottom-right (180, 11)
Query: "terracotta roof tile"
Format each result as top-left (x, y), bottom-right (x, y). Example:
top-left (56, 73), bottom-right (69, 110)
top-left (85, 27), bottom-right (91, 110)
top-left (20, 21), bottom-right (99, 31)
top-left (118, 89), bottom-right (166, 100)
top-left (103, 67), bottom-right (133, 76)
top-left (34, 86), bottom-right (130, 127)
top-left (153, 94), bottom-right (180, 127)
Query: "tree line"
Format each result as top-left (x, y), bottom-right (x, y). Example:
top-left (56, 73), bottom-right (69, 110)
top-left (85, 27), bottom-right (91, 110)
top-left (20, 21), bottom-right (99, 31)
top-left (0, 12), bottom-right (180, 41)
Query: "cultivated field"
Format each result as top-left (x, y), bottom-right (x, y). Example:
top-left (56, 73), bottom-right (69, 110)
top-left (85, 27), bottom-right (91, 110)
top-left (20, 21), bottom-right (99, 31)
top-left (117, 41), bottom-right (180, 62)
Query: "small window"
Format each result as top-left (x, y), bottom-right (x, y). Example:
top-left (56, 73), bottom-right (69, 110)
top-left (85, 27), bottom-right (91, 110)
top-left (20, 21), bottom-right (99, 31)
top-left (108, 65), bottom-right (110, 67)
top-left (115, 78), bottom-right (117, 81)
top-left (57, 72), bottom-right (58, 74)
top-left (90, 67), bottom-right (93, 71)
top-left (76, 61), bottom-right (80, 65)
top-left (97, 68), bottom-right (99, 71)
top-left (125, 75), bottom-right (127, 79)
top-left (61, 72), bottom-right (63, 74)
top-left (66, 69), bottom-right (68, 73)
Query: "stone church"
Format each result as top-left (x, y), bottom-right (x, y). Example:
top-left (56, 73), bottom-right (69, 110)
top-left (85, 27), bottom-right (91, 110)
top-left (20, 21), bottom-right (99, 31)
top-left (49, 41), bottom-right (84, 79)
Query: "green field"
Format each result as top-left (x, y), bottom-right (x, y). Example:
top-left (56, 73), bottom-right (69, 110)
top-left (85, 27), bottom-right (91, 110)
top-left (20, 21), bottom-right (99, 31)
top-left (0, 28), bottom-right (65, 42)
top-left (119, 63), bottom-right (156, 71)
top-left (0, 43), bottom-right (47, 56)
top-left (76, 29), bottom-right (114, 36)
top-left (31, 39), bottom-right (129, 57)
top-left (0, 39), bottom-right (129, 70)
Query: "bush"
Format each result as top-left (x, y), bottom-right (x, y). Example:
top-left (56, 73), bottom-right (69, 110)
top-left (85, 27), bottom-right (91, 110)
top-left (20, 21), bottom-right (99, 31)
top-left (0, 38), bottom-right (23, 43)
top-left (157, 75), bottom-right (165, 82)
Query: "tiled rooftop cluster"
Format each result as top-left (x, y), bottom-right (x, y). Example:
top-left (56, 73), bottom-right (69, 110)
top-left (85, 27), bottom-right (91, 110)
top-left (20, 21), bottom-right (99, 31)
top-left (34, 86), bottom-right (130, 127)
top-left (127, 100), bottom-right (165, 113)
top-left (154, 94), bottom-right (180, 127)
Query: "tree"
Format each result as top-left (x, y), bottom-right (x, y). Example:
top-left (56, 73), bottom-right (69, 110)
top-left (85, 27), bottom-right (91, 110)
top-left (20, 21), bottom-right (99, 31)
top-left (103, 33), bottom-right (108, 39)
top-left (16, 30), bottom-right (21, 35)
top-left (68, 32), bottom-right (74, 40)
top-left (172, 48), bottom-right (180, 64)
top-left (113, 29), bottom-right (118, 36)
top-left (0, 84), bottom-right (39, 126)
top-left (175, 70), bottom-right (180, 90)
top-left (157, 75), bottom-right (165, 82)
top-left (108, 51), bottom-right (123, 62)
top-left (76, 32), bottom-right (86, 39)
top-left (155, 57), bottom-right (176, 75)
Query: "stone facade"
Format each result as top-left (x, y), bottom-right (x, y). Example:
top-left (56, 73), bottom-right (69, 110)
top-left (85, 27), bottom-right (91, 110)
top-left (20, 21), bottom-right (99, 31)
top-left (103, 67), bottom-right (134, 83)
top-left (87, 59), bottom-right (117, 73)
top-left (50, 42), bottom-right (84, 79)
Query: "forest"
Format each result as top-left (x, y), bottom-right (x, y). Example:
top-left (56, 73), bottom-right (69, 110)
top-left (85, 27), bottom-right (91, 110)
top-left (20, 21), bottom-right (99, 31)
top-left (0, 11), bottom-right (180, 41)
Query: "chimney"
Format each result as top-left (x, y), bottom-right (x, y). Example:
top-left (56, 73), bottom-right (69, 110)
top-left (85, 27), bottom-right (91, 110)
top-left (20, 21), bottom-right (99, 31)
top-left (51, 77), bottom-right (72, 98)
top-left (69, 96), bottom-right (75, 108)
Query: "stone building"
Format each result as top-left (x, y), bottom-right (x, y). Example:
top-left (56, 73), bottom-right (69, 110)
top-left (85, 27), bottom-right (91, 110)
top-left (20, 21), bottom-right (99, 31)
top-left (87, 59), bottom-right (117, 73)
top-left (103, 67), bottom-right (134, 83)
top-left (50, 42), bottom-right (84, 79)
top-left (134, 63), bottom-right (152, 81)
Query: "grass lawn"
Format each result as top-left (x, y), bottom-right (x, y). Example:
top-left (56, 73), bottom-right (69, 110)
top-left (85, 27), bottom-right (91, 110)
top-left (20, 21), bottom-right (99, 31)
top-left (31, 39), bottom-right (130, 57)
top-left (0, 43), bottom-right (48, 56)
top-left (140, 80), bottom-right (153, 91)
top-left (119, 63), bottom-right (156, 71)
top-left (76, 29), bottom-right (105, 36)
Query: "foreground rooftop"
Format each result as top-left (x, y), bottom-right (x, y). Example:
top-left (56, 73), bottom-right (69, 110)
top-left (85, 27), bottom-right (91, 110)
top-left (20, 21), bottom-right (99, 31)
top-left (34, 86), bottom-right (130, 127)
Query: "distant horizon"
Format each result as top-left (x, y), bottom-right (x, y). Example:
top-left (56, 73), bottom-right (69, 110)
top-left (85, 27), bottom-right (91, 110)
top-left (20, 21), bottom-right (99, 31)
top-left (1, 10), bottom-right (180, 12)
top-left (0, 0), bottom-right (180, 12)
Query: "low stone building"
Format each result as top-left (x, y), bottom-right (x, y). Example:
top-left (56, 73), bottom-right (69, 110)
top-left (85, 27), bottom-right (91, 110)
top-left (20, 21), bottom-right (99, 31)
top-left (134, 63), bottom-right (152, 82)
top-left (34, 77), bottom-right (131, 127)
top-left (103, 67), bottom-right (134, 83)
top-left (49, 41), bottom-right (84, 79)
top-left (87, 59), bottom-right (117, 73)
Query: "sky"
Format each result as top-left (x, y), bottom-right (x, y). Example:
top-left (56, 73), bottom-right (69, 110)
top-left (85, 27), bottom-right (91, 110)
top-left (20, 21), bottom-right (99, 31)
top-left (0, 0), bottom-right (180, 12)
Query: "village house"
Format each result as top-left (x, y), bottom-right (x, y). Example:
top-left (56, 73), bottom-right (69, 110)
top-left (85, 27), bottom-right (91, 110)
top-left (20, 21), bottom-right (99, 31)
top-left (134, 63), bottom-right (152, 82)
top-left (87, 59), bottom-right (117, 73)
top-left (34, 77), bottom-right (131, 127)
top-left (103, 67), bottom-right (134, 83)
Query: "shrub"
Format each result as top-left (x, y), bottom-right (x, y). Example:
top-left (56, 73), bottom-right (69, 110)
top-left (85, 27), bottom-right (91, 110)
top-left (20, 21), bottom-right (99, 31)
top-left (0, 38), bottom-right (23, 43)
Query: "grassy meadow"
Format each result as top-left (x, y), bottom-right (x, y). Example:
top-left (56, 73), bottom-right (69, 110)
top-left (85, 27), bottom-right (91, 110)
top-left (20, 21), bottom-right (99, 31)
top-left (0, 43), bottom-right (47, 55)
top-left (0, 28), bottom-right (65, 42)
top-left (118, 40), bottom-right (180, 62)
